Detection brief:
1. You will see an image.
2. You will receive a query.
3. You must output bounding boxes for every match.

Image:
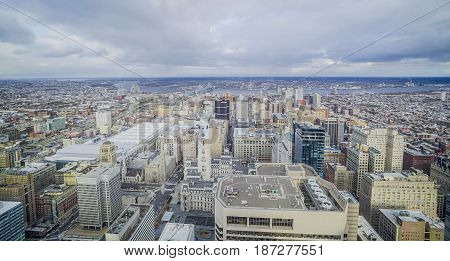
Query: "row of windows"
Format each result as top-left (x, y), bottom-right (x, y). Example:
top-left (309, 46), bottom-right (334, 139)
top-left (227, 216), bottom-right (293, 228)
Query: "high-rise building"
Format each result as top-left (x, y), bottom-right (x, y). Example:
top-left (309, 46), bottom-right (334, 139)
top-left (159, 134), bottom-right (182, 164)
top-left (293, 123), bottom-right (325, 177)
top-left (181, 129), bottom-right (198, 162)
top-left (77, 164), bottom-right (122, 229)
top-left (0, 201), bottom-right (25, 241)
top-left (215, 175), bottom-right (359, 241)
top-left (359, 170), bottom-right (438, 229)
top-left (233, 128), bottom-right (275, 162)
top-left (378, 209), bottom-right (444, 241)
top-left (324, 162), bottom-right (356, 192)
top-left (368, 147), bottom-right (385, 173)
top-left (350, 127), bottom-right (404, 172)
top-left (321, 119), bottom-right (345, 147)
top-left (236, 95), bottom-right (250, 124)
top-left (99, 141), bottom-right (117, 163)
top-left (295, 87), bottom-right (304, 103)
top-left (312, 93), bottom-right (321, 108)
top-left (214, 99), bottom-right (230, 120)
top-left (0, 143), bottom-right (21, 169)
top-left (96, 110), bottom-right (112, 130)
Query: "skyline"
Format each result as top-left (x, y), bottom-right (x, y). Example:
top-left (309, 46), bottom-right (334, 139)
top-left (0, 0), bottom-right (449, 78)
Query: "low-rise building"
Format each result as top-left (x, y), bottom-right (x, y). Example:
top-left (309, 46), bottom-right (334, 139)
top-left (378, 209), bottom-right (444, 241)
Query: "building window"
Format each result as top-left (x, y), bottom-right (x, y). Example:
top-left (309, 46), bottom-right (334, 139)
top-left (272, 218), bottom-right (293, 228)
top-left (249, 217), bottom-right (270, 227)
top-left (227, 216), bottom-right (247, 225)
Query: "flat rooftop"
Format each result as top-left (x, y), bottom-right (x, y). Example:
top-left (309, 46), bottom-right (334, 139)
top-left (380, 209), bottom-right (445, 229)
top-left (0, 201), bottom-right (22, 216)
top-left (217, 175), bottom-right (306, 210)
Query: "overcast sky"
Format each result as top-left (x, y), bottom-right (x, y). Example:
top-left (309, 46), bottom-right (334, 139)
top-left (0, 0), bottom-right (449, 78)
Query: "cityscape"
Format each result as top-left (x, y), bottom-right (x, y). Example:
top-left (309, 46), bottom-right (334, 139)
top-left (0, 77), bottom-right (448, 241)
top-left (0, 0), bottom-right (449, 247)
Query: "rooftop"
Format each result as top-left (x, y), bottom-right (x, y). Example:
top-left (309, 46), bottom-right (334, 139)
top-left (0, 201), bottom-right (22, 216)
top-left (379, 209), bottom-right (445, 229)
top-left (217, 175), bottom-right (306, 210)
top-left (159, 223), bottom-right (195, 241)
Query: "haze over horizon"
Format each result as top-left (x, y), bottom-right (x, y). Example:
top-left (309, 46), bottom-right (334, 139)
top-left (1, 0), bottom-right (449, 78)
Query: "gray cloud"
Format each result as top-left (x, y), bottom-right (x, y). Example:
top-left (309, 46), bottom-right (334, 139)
top-left (0, 0), bottom-right (449, 77)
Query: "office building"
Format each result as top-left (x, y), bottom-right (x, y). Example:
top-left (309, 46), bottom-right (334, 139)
top-left (215, 175), bottom-right (359, 241)
top-left (324, 162), bottom-right (356, 192)
top-left (378, 209), bottom-right (444, 241)
top-left (293, 123), bottom-right (325, 177)
top-left (0, 201), bottom-right (25, 241)
top-left (0, 143), bottom-right (21, 169)
top-left (359, 170), bottom-right (438, 229)
top-left (350, 127), bottom-right (404, 172)
top-left (236, 95), bottom-right (250, 124)
top-left (233, 128), bottom-right (275, 162)
top-left (312, 93), bottom-right (321, 108)
top-left (181, 129), bottom-right (198, 162)
top-left (99, 141), bottom-right (117, 163)
top-left (321, 119), bottom-right (345, 146)
top-left (346, 144), bottom-right (368, 198)
top-left (214, 99), bottom-right (230, 120)
top-left (96, 110), bottom-right (112, 130)
top-left (0, 169), bottom-right (37, 226)
top-left (368, 147), bottom-right (385, 173)
top-left (77, 164), bottom-right (122, 229)
top-left (35, 184), bottom-right (78, 225)
top-left (403, 149), bottom-right (435, 174)
top-left (295, 87), bottom-right (304, 103)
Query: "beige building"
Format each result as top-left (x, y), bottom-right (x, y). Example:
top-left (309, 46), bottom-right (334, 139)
top-left (0, 143), bottom-right (21, 169)
top-left (350, 127), bottom-right (404, 172)
top-left (181, 129), bottom-right (198, 162)
top-left (324, 162), bottom-right (356, 192)
top-left (359, 170), bottom-right (438, 230)
top-left (346, 144), bottom-right (369, 198)
top-left (215, 173), bottom-right (359, 241)
top-left (233, 128), bottom-right (275, 162)
top-left (368, 147), bottom-right (384, 173)
top-left (378, 209), bottom-right (444, 241)
top-left (99, 141), bottom-right (116, 163)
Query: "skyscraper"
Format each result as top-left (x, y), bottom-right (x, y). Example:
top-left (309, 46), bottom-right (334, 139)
top-left (351, 127), bottom-right (404, 172)
top-left (77, 164), bottom-right (122, 229)
top-left (292, 123), bottom-right (325, 177)
top-left (312, 93), bottom-right (321, 108)
top-left (215, 99), bottom-right (230, 120)
top-left (322, 118), bottom-right (345, 147)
